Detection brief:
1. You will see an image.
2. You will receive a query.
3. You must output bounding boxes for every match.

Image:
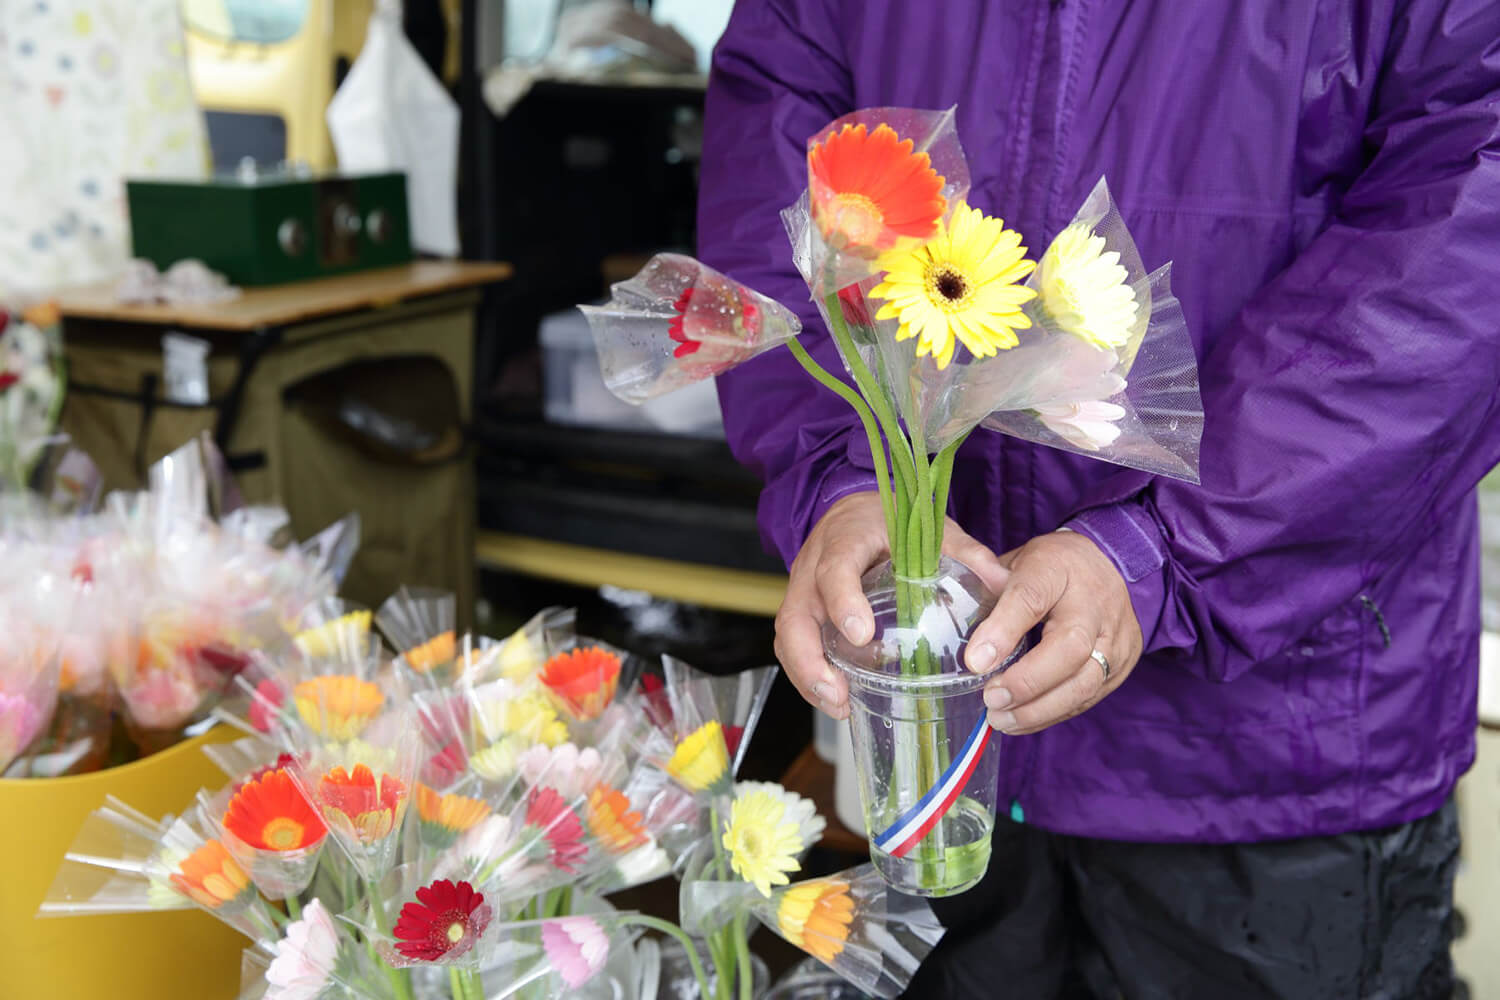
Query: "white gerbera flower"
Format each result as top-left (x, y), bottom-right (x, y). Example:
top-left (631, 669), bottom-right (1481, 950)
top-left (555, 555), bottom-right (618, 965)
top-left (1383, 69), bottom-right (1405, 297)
top-left (1035, 223), bottom-right (1137, 349)
top-left (1034, 399), bottom-right (1128, 452)
top-left (265, 898), bottom-right (339, 1000)
top-left (732, 781), bottom-right (826, 854)
top-left (517, 742), bottom-right (604, 798)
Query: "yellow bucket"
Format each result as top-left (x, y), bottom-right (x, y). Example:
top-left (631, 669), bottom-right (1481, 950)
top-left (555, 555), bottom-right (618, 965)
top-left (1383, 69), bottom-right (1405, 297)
top-left (0, 727), bottom-right (247, 1000)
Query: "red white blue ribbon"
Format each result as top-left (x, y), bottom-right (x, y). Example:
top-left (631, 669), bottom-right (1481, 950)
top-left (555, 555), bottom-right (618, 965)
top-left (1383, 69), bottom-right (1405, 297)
top-left (872, 716), bottom-right (991, 858)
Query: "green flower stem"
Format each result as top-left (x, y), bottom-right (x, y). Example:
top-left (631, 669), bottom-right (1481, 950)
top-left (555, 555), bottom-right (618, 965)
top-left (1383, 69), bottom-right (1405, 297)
top-left (364, 876), bottom-right (416, 1000)
top-left (929, 435), bottom-right (967, 572)
top-left (449, 965), bottom-right (466, 1000)
top-left (621, 915), bottom-right (714, 1000)
top-left (786, 334), bottom-right (899, 557)
top-left (821, 292), bottom-right (919, 510)
top-left (733, 912), bottom-right (753, 1000)
top-left (285, 893), bottom-right (302, 923)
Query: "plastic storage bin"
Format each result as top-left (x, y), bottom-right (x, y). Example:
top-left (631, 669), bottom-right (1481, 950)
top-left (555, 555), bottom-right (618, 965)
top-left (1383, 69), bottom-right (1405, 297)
top-left (540, 307), bottom-right (725, 438)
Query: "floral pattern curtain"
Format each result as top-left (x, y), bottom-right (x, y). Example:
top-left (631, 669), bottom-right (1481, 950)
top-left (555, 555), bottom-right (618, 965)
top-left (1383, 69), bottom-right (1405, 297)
top-left (0, 0), bottom-right (207, 298)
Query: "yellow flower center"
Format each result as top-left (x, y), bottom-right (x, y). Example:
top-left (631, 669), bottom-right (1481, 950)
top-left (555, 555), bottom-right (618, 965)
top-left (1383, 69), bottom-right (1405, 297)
top-left (828, 192), bottom-right (885, 246)
top-left (262, 817), bottom-right (305, 851)
top-left (447, 921), bottom-right (466, 944)
top-left (927, 265), bottom-right (972, 309)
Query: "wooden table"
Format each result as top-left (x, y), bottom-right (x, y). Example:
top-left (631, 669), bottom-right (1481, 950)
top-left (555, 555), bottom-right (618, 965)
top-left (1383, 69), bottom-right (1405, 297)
top-left (55, 259), bottom-right (512, 331)
top-left (780, 745), bottom-right (869, 855)
top-left (54, 260), bottom-right (512, 617)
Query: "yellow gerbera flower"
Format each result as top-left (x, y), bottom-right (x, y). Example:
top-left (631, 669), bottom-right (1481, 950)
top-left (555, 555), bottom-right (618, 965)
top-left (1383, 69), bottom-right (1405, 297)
top-left (293, 675), bottom-right (384, 740)
top-left (478, 693), bottom-right (568, 747)
top-left (415, 783), bottom-right (490, 848)
top-left (469, 737), bottom-right (521, 781)
top-left (776, 878), bottom-right (855, 963)
top-left (294, 610), bottom-right (371, 658)
top-left (1035, 222), bottom-right (1138, 349)
top-left (870, 203), bottom-right (1037, 369)
top-left (722, 789), bottom-right (804, 896)
top-left (666, 720), bottom-right (731, 795)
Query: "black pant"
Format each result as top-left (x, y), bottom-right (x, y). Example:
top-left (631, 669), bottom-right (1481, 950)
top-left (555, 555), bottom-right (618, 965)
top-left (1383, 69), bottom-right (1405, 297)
top-left (903, 800), bottom-right (1459, 999)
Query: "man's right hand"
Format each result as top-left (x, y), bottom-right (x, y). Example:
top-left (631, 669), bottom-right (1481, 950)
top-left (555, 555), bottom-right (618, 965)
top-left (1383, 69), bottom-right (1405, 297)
top-left (773, 491), bottom-right (1008, 719)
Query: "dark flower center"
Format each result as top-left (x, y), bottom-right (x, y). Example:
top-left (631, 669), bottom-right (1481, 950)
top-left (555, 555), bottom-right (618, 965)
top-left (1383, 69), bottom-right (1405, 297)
top-left (935, 269), bottom-right (967, 302)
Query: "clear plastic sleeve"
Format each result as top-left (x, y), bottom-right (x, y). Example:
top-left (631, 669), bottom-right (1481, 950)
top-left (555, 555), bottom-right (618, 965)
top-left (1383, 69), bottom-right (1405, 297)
top-left (579, 254), bottom-right (803, 405)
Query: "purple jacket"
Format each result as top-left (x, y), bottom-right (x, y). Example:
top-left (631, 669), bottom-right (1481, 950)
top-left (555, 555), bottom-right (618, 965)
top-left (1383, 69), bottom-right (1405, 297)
top-left (698, 0), bottom-right (1500, 842)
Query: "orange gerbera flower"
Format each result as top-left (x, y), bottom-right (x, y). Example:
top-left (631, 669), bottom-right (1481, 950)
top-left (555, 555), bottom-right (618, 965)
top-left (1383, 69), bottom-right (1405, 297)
top-left (776, 877), bottom-right (855, 963)
top-left (808, 123), bottom-right (946, 255)
top-left (318, 763), bottom-right (407, 844)
top-left (585, 783), bottom-right (647, 854)
top-left (416, 783), bottom-right (490, 849)
top-left (170, 840), bottom-right (257, 911)
top-left (293, 675), bottom-right (384, 739)
top-left (539, 646), bottom-right (621, 721)
top-left (223, 767), bottom-right (327, 852)
top-left (403, 631), bottom-right (456, 673)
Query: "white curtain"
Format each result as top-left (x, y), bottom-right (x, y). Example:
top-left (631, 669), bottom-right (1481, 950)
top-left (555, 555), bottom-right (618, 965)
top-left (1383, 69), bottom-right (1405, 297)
top-left (0, 0), bottom-right (208, 298)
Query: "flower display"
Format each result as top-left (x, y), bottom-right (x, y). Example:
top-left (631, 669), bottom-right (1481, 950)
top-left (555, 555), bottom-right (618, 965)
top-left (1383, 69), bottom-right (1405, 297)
top-left (41, 602), bottom-right (946, 1000)
top-left (392, 879), bottom-right (493, 962)
top-left (223, 768), bottom-right (327, 852)
top-left (1034, 221), bottom-right (1138, 349)
top-left (539, 646), bottom-right (622, 721)
top-left (666, 719), bottom-right (732, 796)
top-left (416, 783), bottom-right (491, 849)
top-left (476, 689), bottom-right (569, 748)
top-left (292, 675), bottom-right (384, 739)
top-left (808, 122), bottom-right (946, 254)
top-left (316, 763), bottom-right (406, 844)
top-left (170, 839), bottom-right (257, 911)
top-left (870, 203), bottom-right (1037, 369)
top-left (524, 786), bottom-right (587, 874)
top-left (585, 783), bottom-right (647, 854)
top-left (264, 898), bottom-right (339, 1000)
top-left (775, 878), bottom-right (855, 964)
top-left (540, 916), bottom-right (611, 989)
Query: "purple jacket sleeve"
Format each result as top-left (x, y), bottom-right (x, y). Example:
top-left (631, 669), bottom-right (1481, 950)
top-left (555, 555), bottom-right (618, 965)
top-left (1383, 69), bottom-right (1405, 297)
top-left (697, 0), bottom-right (877, 568)
top-left (1068, 2), bottom-right (1500, 681)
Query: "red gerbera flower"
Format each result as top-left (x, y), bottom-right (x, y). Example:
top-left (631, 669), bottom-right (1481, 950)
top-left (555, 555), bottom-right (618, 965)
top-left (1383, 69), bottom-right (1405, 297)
top-left (667, 280), bottom-right (764, 365)
top-left (539, 646), bottom-right (622, 721)
top-left (233, 751), bottom-right (300, 795)
top-left (223, 767), bottom-right (327, 852)
top-left (392, 879), bottom-right (493, 962)
top-left (808, 122), bottom-right (947, 254)
top-left (525, 786), bottom-right (587, 873)
top-left (423, 739), bottom-right (468, 787)
top-left (0, 371), bottom-right (18, 392)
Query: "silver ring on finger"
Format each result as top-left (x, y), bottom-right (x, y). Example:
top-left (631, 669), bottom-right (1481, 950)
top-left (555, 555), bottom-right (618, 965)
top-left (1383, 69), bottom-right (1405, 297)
top-left (1090, 648), bottom-right (1111, 683)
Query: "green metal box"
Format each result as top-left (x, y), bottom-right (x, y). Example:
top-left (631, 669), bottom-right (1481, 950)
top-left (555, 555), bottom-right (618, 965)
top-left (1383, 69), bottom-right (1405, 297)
top-left (126, 171), bottom-right (413, 286)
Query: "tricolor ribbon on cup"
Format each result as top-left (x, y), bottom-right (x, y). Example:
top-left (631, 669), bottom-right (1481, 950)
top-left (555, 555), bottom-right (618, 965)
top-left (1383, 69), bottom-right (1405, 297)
top-left (872, 716), bottom-right (992, 858)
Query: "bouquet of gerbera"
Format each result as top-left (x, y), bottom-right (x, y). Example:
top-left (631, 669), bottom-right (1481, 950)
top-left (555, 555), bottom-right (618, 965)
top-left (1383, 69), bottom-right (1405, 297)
top-left (582, 106), bottom-right (1206, 897)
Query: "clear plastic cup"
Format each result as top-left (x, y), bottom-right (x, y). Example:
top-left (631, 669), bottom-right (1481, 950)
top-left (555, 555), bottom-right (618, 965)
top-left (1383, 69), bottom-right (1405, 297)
top-left (824, 556), bottom-right (1024, 897)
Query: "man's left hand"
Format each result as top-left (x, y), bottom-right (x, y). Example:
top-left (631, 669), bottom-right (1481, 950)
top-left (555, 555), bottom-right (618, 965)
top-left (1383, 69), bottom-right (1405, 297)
top-left (965, 531), bottom-right (1143, 734)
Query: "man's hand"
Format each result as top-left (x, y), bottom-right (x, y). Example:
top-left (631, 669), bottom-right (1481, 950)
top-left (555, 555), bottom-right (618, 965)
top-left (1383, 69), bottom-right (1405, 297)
top-left (966, 531), bottom-right (1142, 734)
top-left (773, 492), bottom-right (1008, 720)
